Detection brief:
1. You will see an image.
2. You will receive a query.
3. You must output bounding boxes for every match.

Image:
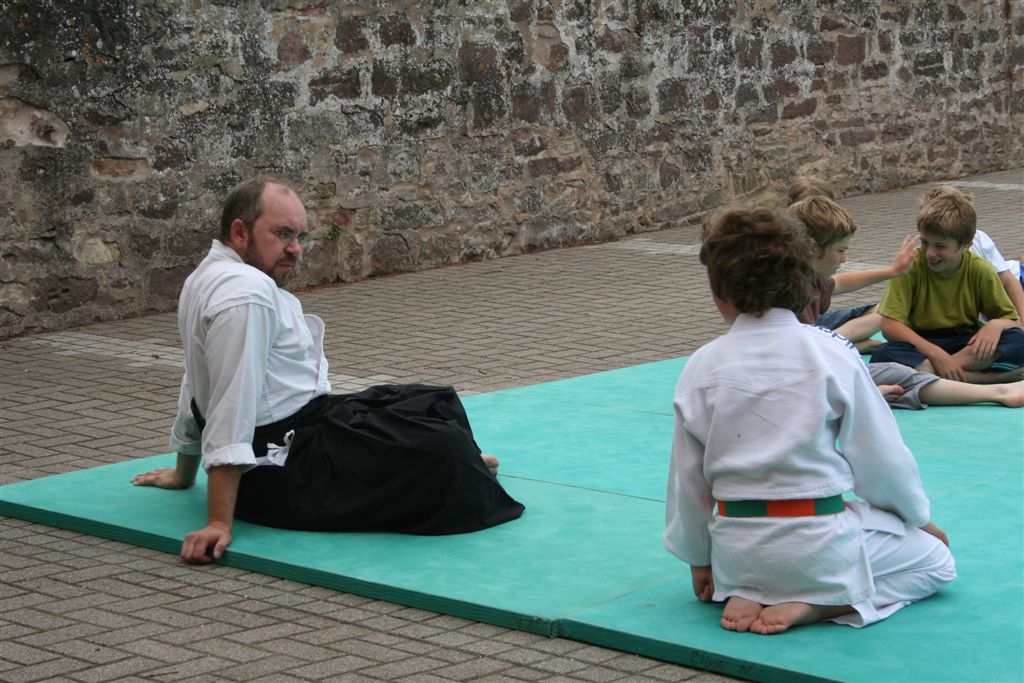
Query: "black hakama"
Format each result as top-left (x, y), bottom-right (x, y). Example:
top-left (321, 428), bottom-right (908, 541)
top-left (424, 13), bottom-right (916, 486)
top-left (222, 384), bottom-right (524, 535)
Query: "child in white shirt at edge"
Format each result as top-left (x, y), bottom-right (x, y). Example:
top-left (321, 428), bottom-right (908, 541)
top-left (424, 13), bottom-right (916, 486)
top-left (664, 198), bottom-right (955, 635)
top-left (972, 229), bottom-right (1024, 324)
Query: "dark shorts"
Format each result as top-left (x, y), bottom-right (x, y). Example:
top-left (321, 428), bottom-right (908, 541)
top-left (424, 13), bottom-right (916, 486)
top-left (819, 302), bottom-right (876, 331)
top-left (870, 327), bottom-right (1024, 369)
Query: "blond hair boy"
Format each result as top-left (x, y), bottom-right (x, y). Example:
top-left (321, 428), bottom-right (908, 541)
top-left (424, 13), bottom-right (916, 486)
top-left (872, 186), bottom-right (1024, 383)
top-left (789, 194), bottom-right (917, 353)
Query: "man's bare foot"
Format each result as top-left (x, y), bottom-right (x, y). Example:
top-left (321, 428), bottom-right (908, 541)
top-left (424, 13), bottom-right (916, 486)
top-left (854, 338), bottom-right (884, 354)
top-left (481, 454), bottom-right (499, 476)
top-left (995, 380), bottom-right (1024, 408)
top-left (721, 596), bottom-right (763, 632)
top-left (750, 602), bottom-right (854, 635)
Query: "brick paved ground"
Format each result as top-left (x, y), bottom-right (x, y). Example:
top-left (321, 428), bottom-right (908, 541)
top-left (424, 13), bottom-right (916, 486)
top-left (2, 169), bottom-right (1021, 682)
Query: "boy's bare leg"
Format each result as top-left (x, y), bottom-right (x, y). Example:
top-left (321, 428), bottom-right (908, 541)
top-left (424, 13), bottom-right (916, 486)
top-left (853, 338), bottom-right (884, 354)
top-left (919, 379), bottom-right (1024, 407)
top-left (721, 596), bottom-right (764, 632)
top-left (750, 603), bottom-right (855, 635)
top-left (833, 311), bottom-right (883, 350)
top-left (954, 365), bottom-right (1023, 384)
top-left (917, 355), bottom-right (1024, 384)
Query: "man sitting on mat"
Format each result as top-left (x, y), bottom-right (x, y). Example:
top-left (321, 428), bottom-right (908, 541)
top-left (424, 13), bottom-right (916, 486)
top-left (132, 177), bottom-right (524, 563)
top-left (664, 197), bottom-right (955, 634)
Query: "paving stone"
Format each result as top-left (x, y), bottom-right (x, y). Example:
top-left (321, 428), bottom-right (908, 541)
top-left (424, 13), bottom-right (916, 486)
top-left (358, 655), bottom-right (450, 679)
top-left (329, 637), bottom-right (411, 662)
top-left (532, 654), bottom-right (592, 675)
top-left (431, 655), bottom-right (512, 680)
top-left (603, 653), bottom-right (661, 673)
top-left (66, 654), bottom-right (159, 682)
top-left (0, 657), bottom-right (91, 683)
top-left (129, 655), bottom-right (234, 680)
top-left (261, 637), bottom-right (335, 662)
top-left (494, 647), bottom-right (553, 665)
top-left (47, 639), bottom-right (131, 665)
top-left (2, 609), bottom-right (75, 633)
top-left (217, 654), bottom-right (308, 681)
top-left (287, 654), bottom-right (376, 678)
top-left (495, 665), bottom-right (552, 681)
top-left (13, 623), bottom-right (106, 648)
top-left (117, 638), bottom-right (204, 664)
top-left (574, 664), bottom-right (634, 682)
top-left (225, 622), bottom-right (313, 644)
top-left (0, 641), bottom-right (57, 666)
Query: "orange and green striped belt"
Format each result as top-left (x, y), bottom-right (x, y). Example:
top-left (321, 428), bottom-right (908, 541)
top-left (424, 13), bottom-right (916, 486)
top-left (716, 495), bottom-right (845, 517)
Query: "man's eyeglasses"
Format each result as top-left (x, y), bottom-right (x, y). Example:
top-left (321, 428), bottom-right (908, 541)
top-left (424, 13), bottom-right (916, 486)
top-left (259, 227), bottom-right (310, 248)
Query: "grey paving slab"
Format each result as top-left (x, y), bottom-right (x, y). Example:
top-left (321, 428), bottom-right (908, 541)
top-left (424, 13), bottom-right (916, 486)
top-left (2, 169), bottom-right (1022, 682)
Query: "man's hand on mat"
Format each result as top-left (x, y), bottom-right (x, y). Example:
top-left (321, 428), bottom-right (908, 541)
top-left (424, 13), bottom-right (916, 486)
top-left (132, 467), bottom-right (194, 490)
top-left (481, 453), bottom-right (499, 476)
top-left (181, 522), bottom-right (231, 563)
top-left (920, 521), bottom-right (949, 547)
top-left (132, 454), bottom-right (199, 490)
top-left (691, 565), bottom-right (714, 602)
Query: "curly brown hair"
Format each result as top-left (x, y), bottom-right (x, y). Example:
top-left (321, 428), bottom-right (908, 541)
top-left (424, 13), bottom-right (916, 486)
top-left (701, 198), bottom-right (817, 316)
top-left (917, 186), bottom-right (976, 245)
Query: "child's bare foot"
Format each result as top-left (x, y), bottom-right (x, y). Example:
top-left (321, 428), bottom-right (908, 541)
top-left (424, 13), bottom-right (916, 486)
top-left (721, 596), bottom-right (763, 632)
top-left (481, 454), bottom-right (499, 475)
top-left (750, 602), bottom-right (854, 635)
top-left (854, 338), bottom-right (884, 354)
top-left (876, 383), bottom-right (904, 403)
top-left (995, 380), bottom-right (1024, 408)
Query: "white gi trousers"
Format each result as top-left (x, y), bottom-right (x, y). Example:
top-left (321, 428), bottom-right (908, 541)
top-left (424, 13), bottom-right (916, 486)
top-left (833, 501), bottom-right (956, 627)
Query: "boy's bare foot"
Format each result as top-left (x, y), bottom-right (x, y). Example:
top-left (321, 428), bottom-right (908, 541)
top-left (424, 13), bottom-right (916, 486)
top-left (721, 596), bottom-right (763, 632)
top-left (481, 454), bottom-right (499, 475)
top-left (876, 383), bottom-right (904, 403)
top-left (751, 602), bottom-right (854, 635)
top-left (995, 380), bottom-right (1024, 408)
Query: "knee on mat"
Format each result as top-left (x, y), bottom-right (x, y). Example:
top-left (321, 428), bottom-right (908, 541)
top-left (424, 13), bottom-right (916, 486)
top-left (919, 542), bottom-right (957, 593)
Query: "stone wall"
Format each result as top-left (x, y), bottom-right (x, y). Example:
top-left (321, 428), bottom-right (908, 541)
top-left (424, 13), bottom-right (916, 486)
top-left (2, 0), bottom-right (1021, 337)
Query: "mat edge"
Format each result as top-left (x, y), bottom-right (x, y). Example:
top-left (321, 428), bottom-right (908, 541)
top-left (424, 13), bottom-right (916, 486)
top-left (0, 499), bottom-right (556, 636)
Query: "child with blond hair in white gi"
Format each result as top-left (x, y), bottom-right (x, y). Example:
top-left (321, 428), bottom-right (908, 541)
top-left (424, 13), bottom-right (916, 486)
top-left (664, 199), bottom-right (956, 634)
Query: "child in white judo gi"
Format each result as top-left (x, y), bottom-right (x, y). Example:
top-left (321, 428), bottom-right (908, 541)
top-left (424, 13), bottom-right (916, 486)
top-left (663, 198), bottom-right (956, 634)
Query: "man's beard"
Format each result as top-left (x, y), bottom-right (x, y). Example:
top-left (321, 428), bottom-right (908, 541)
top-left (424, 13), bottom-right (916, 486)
top-left (241, 242), bottom-right (296, 287)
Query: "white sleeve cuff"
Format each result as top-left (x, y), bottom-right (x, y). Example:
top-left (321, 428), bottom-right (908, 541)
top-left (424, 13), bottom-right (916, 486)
top-left (171, 436), bottom-right (203, 456)
top-left (202, 443), bottom-right (257, 471)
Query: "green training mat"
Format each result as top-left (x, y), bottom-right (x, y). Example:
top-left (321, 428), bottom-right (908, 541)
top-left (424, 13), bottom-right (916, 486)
top-left (1, 357), bottom-right (1022, 683)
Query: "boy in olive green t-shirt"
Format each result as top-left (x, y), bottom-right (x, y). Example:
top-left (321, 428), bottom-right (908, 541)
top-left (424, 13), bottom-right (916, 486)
top-left (871, 186), bottom-right (1024, 384)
